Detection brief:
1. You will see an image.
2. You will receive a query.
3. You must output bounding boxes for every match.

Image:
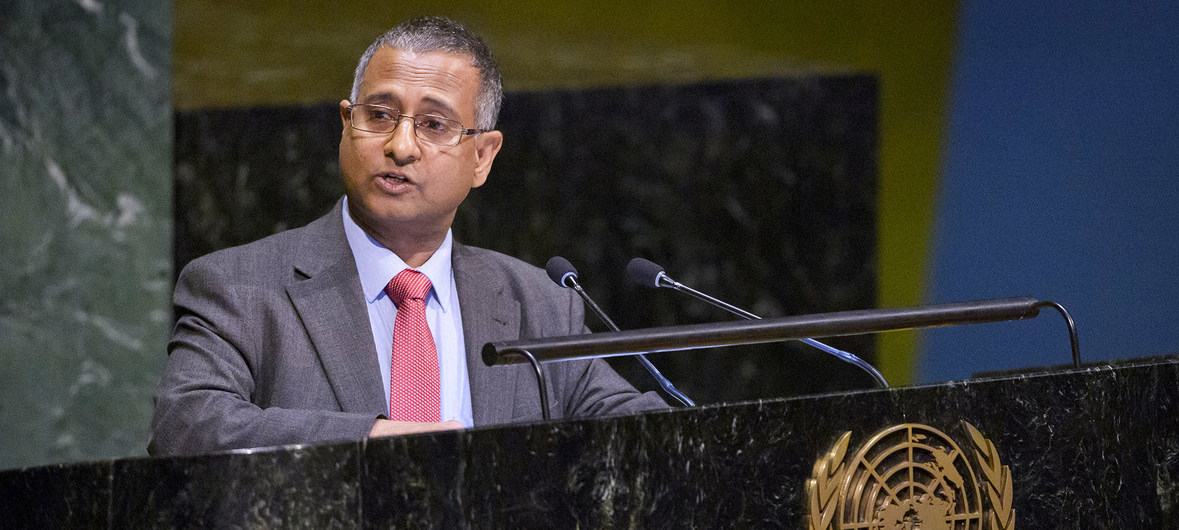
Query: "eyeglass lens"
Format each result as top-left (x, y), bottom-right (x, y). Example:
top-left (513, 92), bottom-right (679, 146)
top-left (351, 105), bottom-right (464, 145)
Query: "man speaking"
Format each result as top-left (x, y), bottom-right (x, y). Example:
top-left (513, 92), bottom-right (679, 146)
top-left (150, 16), bottom-right (665, 456)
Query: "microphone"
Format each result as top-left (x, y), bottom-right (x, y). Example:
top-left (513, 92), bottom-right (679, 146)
top-left (626, 257), bottom-right (889, 388)
top-left (545, 257), bottom-right (695, 407)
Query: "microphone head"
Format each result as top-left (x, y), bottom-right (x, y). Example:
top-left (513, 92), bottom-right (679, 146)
top-left (626, 257), bottom-right (667, 288)
top-left (545, 256), bottom-right (579, 288)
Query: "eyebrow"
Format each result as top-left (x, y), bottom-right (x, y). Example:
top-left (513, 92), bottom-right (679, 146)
top-left (361, 93), bottom-right (395, 105)
top-left (418, 97), bottom-right (462, 120)
top-left (358, 93), bottom-right (462, 120)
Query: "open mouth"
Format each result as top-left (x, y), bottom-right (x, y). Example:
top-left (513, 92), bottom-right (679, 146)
top-left (380, 173), bottom-right (408, 183)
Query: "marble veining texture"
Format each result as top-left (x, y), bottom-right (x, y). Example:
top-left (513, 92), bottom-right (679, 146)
top-left (0, 460), bottom-right (111, 528)
top-left (2, 358), bottom-right (1176, 527)
top-left (360, 358), bottom-right (1179, 528)
top-left (0, 0), bottom-right (172, 470)
top-left (110, 442), bottom-right (361, 528)
top-left (173, 76), bottom-right (879, 406)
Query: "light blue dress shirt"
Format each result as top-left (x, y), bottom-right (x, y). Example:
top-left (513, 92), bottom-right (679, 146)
top-left (341, 198), bottom-right (474, 427)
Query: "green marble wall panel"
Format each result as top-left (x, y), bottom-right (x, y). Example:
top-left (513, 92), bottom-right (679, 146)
top-left (0, 0), bottom-right (171, 470)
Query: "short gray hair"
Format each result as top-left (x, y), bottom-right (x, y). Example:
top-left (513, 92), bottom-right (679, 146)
top-left (349, 16), bottom-right (503, 131)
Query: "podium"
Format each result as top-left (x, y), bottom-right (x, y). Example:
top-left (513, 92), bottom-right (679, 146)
top-left (3, 355), bottom-right (1177, 527)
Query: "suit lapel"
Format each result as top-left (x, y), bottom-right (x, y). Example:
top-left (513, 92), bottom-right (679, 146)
top-left (453, 243), bottom-right (523, 426)
top-left (286, 202), bottom-right (386, 415)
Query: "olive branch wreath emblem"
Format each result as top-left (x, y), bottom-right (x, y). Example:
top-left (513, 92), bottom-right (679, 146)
top-left (806, 422), bottom-right (1014, 530)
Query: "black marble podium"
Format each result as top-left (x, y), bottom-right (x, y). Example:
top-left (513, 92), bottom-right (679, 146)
top-left (3, 356), bottom-right (1177, 528)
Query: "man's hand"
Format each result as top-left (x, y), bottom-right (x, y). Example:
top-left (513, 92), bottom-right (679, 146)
top-left (368, 419), bottom-right (465, 438)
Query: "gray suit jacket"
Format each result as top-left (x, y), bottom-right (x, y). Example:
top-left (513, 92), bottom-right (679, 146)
top-left (149, 201), bottom-right (666, 456)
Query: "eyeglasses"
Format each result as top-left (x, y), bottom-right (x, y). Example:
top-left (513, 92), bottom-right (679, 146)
top-left (346, 103), bottom-right (483, 146)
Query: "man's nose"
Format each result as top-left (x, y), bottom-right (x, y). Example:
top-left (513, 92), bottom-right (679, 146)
top-left (384, 115), bottom-right (420, 163)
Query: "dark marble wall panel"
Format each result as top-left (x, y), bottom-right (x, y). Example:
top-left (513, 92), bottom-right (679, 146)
top-left (477, 78), bottom-right (878, 402)
top-left (0, 1), bottom-right (172, 470)
top-left (173, 76), bottom-right (877, 405)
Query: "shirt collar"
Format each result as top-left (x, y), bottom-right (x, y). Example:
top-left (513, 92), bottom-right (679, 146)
top-left (342, 197), bottom-right (454, 313)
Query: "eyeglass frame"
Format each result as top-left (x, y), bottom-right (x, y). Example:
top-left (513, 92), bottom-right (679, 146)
top-left (345, 103), bottom-right (484, 146)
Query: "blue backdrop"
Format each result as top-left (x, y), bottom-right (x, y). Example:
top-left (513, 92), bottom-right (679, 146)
top-left (922, 2), bottom-right (1179, 381)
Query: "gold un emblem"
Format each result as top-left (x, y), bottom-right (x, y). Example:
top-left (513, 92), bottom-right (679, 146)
top-left (807, 422), bottom-right (1014, 530)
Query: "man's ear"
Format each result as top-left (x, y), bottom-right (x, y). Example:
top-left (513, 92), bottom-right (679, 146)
top-left (338, 100), bottom-right (351, 131)
top-left (471, 130), bottom-right (503, 188)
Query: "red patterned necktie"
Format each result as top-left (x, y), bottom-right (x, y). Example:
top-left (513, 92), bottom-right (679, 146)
top-left (383, 269), bottom-right (440, 422)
